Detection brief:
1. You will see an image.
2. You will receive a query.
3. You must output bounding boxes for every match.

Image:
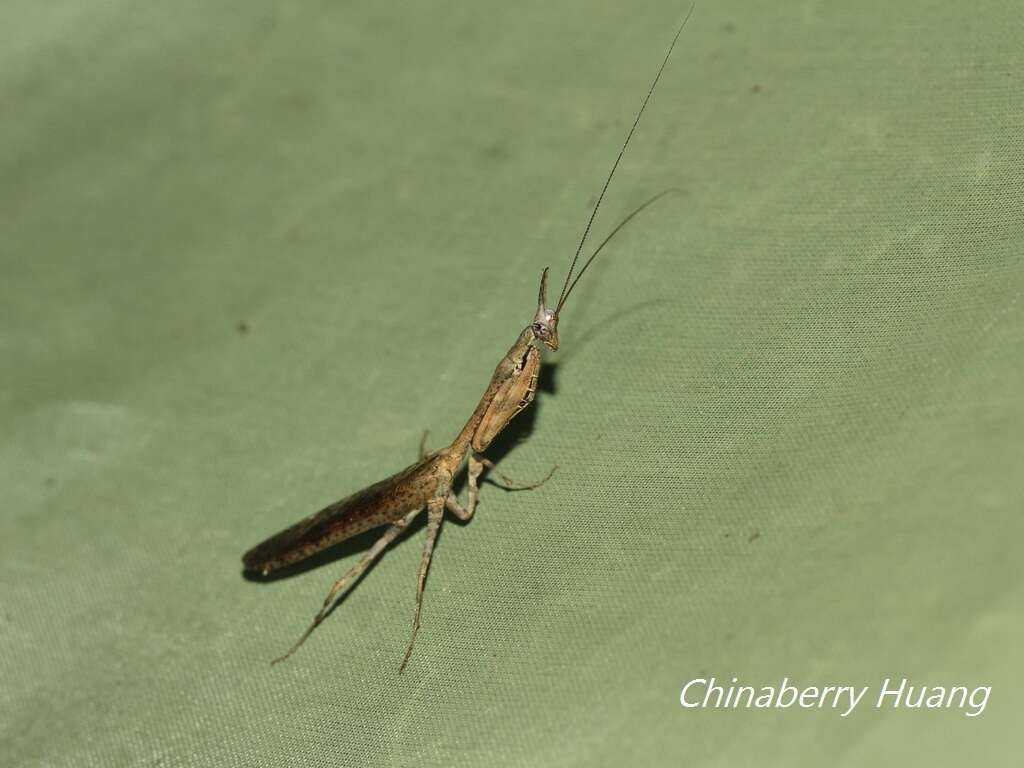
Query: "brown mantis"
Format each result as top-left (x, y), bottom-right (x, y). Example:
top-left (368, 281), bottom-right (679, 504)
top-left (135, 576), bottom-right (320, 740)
top-left (242, 6), bottom-right (694, 670)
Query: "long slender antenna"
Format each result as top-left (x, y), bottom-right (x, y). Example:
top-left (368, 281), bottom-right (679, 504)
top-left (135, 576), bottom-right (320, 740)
top-left (556, 3), bottom-right (695, 312)
top-left (558, 189), bottom-right (679, 308)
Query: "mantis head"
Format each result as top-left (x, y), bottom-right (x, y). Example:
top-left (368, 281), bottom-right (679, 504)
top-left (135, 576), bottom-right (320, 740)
top-left (531, 267), bottom-right (560, 351)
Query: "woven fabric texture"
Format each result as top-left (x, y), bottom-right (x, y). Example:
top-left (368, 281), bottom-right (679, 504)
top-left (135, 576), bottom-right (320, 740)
top-left (2, 2), bottom-right (1022, 766)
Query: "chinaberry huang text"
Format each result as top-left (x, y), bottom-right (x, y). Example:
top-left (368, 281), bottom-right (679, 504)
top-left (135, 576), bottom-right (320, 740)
top-left (679, 677), bottom-right (990, 717)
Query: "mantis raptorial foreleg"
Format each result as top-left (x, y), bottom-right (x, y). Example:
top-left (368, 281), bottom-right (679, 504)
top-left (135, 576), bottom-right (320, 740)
top-left (447, 456), bottom-right (558, 522)
top-left (445, 455), bottom-right (485, 522)
top-left (271, 506), bottom-right (422, 666)
top-left (477, 455), bottom-right (558, 491)
top-left (426, 425), bottom-right (555, 496)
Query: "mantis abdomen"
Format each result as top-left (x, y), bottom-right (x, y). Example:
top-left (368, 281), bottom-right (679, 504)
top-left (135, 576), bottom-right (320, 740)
top-left (242, 454), bottom-right (448, 575)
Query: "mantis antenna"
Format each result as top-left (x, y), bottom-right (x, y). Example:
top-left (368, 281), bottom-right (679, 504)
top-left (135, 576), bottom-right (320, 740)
top-left (556, 3), bottom-right (695, 313)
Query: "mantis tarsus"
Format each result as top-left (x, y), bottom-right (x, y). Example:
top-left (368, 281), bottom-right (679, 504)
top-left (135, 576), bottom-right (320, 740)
top-left (242, 6), bottom-right (694, 670)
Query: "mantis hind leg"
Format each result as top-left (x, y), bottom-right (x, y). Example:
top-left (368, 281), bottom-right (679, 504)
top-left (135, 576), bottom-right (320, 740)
top-left (399, 496), bottom-right (445, 672)
top-left (271, 506), bottom-right (422, 666)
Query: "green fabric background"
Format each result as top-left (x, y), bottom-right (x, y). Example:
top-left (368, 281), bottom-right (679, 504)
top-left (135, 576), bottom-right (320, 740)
top-left (3, 1), bottom-right (1021, 765)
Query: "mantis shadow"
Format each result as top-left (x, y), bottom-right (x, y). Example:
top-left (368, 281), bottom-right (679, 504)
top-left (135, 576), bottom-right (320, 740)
top-left (558, 298), bottom-right (676, 364)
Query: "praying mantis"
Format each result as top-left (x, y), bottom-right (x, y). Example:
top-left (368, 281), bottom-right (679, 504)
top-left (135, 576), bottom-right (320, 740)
top-left (242, 6), bottom-right (694, 670)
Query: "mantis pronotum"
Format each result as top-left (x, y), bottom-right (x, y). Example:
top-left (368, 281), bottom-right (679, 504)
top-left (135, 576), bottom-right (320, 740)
top-left (242, 7), bottom-right (694, 670)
